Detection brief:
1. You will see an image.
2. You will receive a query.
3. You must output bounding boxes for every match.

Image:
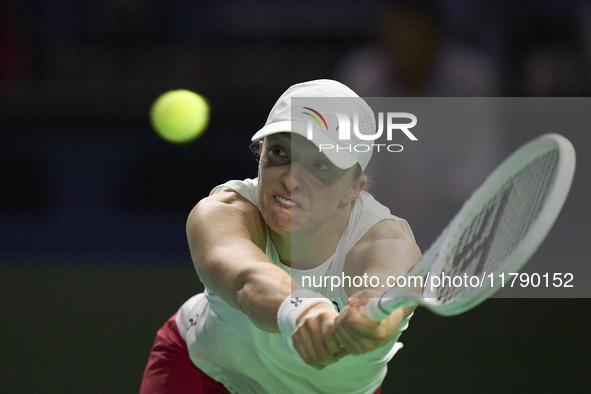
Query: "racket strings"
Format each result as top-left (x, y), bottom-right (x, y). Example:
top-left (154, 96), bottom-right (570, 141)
top-left (433, 149), bottom-right (559, 302)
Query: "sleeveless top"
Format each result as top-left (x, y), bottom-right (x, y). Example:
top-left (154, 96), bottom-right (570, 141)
top-left (176, 178), bottom-right (416, 394)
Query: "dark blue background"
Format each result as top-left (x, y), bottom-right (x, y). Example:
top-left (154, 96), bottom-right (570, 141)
top-left (1, 1), bottom-right (590, 392)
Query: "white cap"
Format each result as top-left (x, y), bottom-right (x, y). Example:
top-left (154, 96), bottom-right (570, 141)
top-left (251, 79), bottom-right (376, 171)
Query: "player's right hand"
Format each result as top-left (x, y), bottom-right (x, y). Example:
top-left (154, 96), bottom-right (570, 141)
top-left (292, 302), bottom-right (347, 370)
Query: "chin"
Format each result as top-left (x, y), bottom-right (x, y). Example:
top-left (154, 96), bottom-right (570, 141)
top-left (265, 213), bottom-right (292, 235)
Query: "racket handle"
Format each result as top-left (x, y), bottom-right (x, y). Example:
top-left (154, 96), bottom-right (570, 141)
top-left (362, 295), bottom-right (421, 321)
top-left (362, 297), bottom-right (392, 321)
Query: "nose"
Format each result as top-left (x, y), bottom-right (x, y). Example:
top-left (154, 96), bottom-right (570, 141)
top-left (282, 162), bottom-right (304, 193)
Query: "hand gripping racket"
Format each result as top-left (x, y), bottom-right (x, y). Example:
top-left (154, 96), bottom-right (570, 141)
top-left (363, 133), bottom-right (576, 321)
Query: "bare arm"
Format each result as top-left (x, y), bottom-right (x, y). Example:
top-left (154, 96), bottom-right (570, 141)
top-left (186, 189), bottom-right (293, 333)
top-left (334, 219), bottom-right (422, 355)
top-left (188, 188), bottom-right (344, 368)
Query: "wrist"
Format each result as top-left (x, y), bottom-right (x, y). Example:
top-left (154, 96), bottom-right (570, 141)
top-left (277, 289), bottom-right (333, 337)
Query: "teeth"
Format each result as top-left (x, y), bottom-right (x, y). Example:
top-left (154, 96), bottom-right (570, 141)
top-left (275, 196), bottom-right (298, 207)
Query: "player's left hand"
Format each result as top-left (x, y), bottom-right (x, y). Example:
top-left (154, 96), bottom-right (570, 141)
top-left (333, 290), bottom-right (404, 356)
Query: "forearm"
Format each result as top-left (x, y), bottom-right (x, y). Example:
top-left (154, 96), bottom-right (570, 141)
top-left (233, 264), bottom-right (296, 333)
top-left (193, 245), bottom-right (296, 333)
top-left (188, 195), bottom-right (298, 333)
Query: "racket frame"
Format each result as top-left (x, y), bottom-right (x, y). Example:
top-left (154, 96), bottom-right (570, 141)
top-left (364, 133), bottom-right (576, 321)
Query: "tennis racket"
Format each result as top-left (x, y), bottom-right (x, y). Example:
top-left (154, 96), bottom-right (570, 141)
top-left (363, 133), bottom-right (576, 321)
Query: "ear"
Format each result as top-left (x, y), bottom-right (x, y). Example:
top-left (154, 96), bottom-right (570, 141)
top-left (341, 174), bottom-right (367, 206)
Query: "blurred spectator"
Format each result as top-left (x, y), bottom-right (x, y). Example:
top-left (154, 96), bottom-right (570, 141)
top-left (520, 1), bottom-right (590, 96)
top-left (336, 0), bottom-right (499, 97)
top-left (335, 0), bottom-right (502, 246)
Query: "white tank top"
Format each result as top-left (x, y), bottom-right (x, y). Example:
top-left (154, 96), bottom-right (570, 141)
top-left (176, 178), bottom-right (415, 394)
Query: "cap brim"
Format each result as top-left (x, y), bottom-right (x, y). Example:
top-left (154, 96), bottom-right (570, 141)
top-left (251, 121), bottom-right (358, 170)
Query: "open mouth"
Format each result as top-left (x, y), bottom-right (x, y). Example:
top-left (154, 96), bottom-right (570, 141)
top-left (274, 195), bottom-right (300, 208)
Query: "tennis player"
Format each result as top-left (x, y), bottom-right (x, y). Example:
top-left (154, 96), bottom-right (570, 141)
top-left (140, 80), bottom-right (421, 394)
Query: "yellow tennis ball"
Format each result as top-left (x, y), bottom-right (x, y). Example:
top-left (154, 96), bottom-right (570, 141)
top-left (150, 89), bottom-right (210, 143)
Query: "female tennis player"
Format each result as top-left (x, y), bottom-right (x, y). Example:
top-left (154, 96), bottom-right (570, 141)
top-left (140, 80), bottom-right (421, 394)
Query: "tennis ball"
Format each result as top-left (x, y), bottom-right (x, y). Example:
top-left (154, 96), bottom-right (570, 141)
top-left (150, 89), bottom-right (210, 143)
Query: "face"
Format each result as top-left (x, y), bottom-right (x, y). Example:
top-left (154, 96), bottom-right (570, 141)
top-left (257, 133), bottom-right (366, 237)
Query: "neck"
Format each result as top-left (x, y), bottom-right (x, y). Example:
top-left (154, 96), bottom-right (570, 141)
top-left (270, 205), bottom-right (352, 270)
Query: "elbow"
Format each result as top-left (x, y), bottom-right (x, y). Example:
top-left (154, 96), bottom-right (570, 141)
top-left (233, 268), bottom-right (257, 312)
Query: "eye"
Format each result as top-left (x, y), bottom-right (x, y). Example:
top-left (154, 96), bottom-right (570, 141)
top-left (311, 161), bottom-right (330, 171)
top-left (265, 145), bottom-right (289, 164)
top-left (271, 146), bottom-right (287, 157)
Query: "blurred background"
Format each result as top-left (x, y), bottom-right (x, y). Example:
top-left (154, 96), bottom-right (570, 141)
top-left (1, 0), bottom-right (590, 392)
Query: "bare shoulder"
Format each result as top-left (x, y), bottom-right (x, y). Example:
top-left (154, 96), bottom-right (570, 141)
top-left (188, 187), bottom-right (260, 221)
top-left (358, 219), bottom-right (415, 244)
top-left (344, 219), bottom-right (422, 280)
top-left (187, 187), bottom-right (266, 250)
